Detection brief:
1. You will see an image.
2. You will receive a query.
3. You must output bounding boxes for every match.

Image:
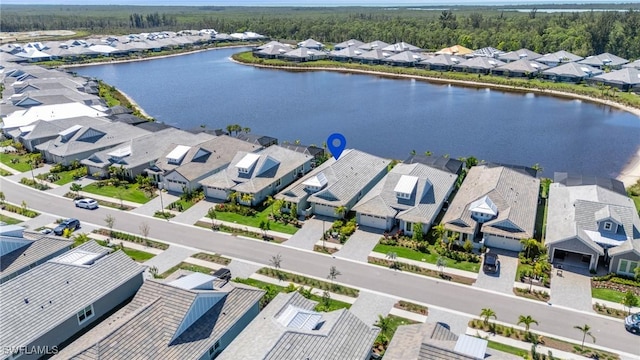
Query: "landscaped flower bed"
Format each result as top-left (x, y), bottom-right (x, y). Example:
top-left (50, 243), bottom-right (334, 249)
top-left (192, 252), bottom-right (231, 266)
top-left (0, 202), bottom-right (39, 218)
top-left (20, 177), bottom-right (51, 191)
top-left (592, 273), bottom-right (640, 296)
top-left (368, 256), bottom-right (475, 285)
top-left (313, 244), bottom-right (339, 255)
top-left (194, 220), bottom-right (287, 243)
top-left (514, 287), bottom-right (550, 302)
top-left (394, 300), bottom-right (428, 316)
top-left (92, 229), bottom-right (168, 250)
top-left (593, 302), bottom-right (629, 319)
top-left (257, 267), bottom-right (360, 297)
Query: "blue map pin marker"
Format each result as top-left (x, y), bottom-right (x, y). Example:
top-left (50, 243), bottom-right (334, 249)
top-left (327, 133), bottom-right (346, 160)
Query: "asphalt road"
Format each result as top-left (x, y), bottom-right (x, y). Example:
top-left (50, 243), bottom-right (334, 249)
top-left (2, 178), bottom-right (638, 357)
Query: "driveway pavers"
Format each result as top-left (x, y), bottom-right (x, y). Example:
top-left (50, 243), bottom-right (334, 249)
top-left (335, 226), bottom-right (383, 262)
top-left (473, 248), bottom-right (518, 294)
top-left (550, 269), bottom-right (593, 312)
top-left (426, 307), bottom-right (473, 336)
top-left (349, 290), bottom-right (397, 326)
top-left (130, 191), bottom-right (179, 217)
top-left (172, 199), bottom-right (220, 225)
top-left (142, 245), bottom-right (197, 275)
top-left (283, 216), bottom-right (329, 250)
top-left (226, 259), bottom-right (262, 280)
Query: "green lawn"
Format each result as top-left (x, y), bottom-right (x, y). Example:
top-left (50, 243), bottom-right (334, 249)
top-left (81, 183), bottom-right (151, 204)
top-left (534, 198), bottom-right (548, 242)
top-left (516, 262), bottom-right (534, 282)
top-left (0, 168), bottom-right (12, 176)
top-left (592, 288), bottom-right (640, 304)
top-left (0, 153), bottom-right (33, 172)
top-left (0, 214), bottom-right (22, 225)
top-left (215, 204), bottom-right (299, 235)
top-left (630, 194), bottom-right (640, 213)
top-left (122, 247), bottom-right (155, 262)
top-left (373, 244), bottom-right (480, 273)
top-left (487, 340), bottom-right (529, 357)
top-left (166, 198), bottom-right (196, 212)
top-left (159, 262), bottom-right (214, 278)
top-left (53, 170), bottom-right (79, 185)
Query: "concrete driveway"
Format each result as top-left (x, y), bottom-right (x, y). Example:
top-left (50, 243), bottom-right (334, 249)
top-left (335, 226), bottom-right (383, 262)
top-left (550, 270), bottom-right (593, 312)
top-left (284, 216), bottom-right (330, 250)
top-left (349, 290), bottom-right (397, 327)
top-left (473, 249), bottom-right (518, 294)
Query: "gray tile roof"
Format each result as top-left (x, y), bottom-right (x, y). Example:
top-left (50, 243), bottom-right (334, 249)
top-left (494, 58), bottom-right (549, 74)
top-left (542, 62), bottom-right (603, 78)
top-left (200, 145), bottom-right (312, 195)
top-left (472, 47), bottom-right (505, 58)
top-left (36, 121), bottom-right (150, 158)
top-left (81, 128), bottom-right (215, 171)
top-left (537, 50), bottom-right (584, 64)
top-left (442, 164), bottom-right (540, 238)
top-left (385, 322), bottom-right (476, 360)
top-left (257, 44), bottom-right (292, 56)
top-left (579, 53), bottom-right (629, 68)
top-left (384, 51), bottom-right (423, 63)
top-left (453, 56), bottom-right (505, 70)
top-left (56, 280), bottom-right (264, 360)
top-left (330, 46), bottom-right (365, 59)
top-left (335, 39), bottom-right (365, 50)
top-left (276, 149), bottom-right (390, 207)
top-left (623, 59), bottom-right (640, 69)
top-left (358, 40), bottom-right (390, 51)
top-left (297, 38), bottom-right (323, 48)
top-left (256, 41), bottom-right (288, 51)
top-left (403, 154), bottom-right (463, 175)
top-left (353, 163), bottom-right (457, 225)
top-left (0, 232), bottom-right (73, 284)
top-left (282, 47), bottom-right (326, 60)
top-left (354, 48), bottom-right (390, 61)
top-left (546, 181), bottom-right (640, 255)
top-left (19, 116), bottom-right (110, 141)
top-left (419, 54), bottom-right (464, 67)
top-left (0, 241), bottom-right (145, 349)
top-left (157, 135), bottom-right (261, 181)
top-left (382, 42), bottom-right (420, 52)
top-left (218, 292), bottom-right (378, 360)
top-left (591, 67), bottom-right (640, 85)
top-left (498, 48), bottom-right (542, 62)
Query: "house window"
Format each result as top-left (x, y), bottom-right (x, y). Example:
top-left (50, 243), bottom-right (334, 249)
top-left (603, 222), bottom-right (612, 231)
top-left (275, 178), bottom-right (281, 188)
top-left (405, 222), bottom-right (413, 232)
top-left (77, 304), bottom-right (94, 325)
top-left (618, 260), bottom-right (639, 275)
top-left (209, 341), bottom-right (221, 359)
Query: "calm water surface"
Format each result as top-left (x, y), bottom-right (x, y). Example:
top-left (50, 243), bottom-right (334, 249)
top-left (73, 47), bottom-right (640, 179)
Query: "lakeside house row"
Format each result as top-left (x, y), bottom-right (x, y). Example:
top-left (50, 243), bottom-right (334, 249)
top-left (1, 51), bottom-right (638, 277)
top-left (254, 39), bottom-right (640, 92)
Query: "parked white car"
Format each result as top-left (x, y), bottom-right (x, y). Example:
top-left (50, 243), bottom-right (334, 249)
top-left (74, 198), bottom-right (98, 210)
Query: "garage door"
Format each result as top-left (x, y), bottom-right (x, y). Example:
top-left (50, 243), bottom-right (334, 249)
top-left (165, 179), bottom-right (185, 193)
top-left (359, 213), bottom-right (388, 230)
top-left (483, 235), bottom-right (522, 252)
top-left (314, 203), bottom-right (338, 218)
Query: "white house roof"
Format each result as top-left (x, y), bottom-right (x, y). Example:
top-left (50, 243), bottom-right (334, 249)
top-left (468, 195), bottom-right (498, 216)
top-left (166, 145), bottom-right (191, 163)
top-left (454, 334), bottom-right (488, 359)
top-left (1, 102), bottom-right (108, 130)
top-left (303, 172), bottom-right (328, 188)
top-left (394, 175), bottom-right (419, 195)
top-left (235, 152), bottom-right (261, 171)
top-left (107, 145), bottom-right (132, 158)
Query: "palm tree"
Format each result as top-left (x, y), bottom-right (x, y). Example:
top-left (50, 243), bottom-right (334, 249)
top-left (334, 205), bottom-right (347, 218)
top-left (520, 238), bottom-right (540, 259)
top-left (432, 223), bottom-right (446, 243)
top-left (264, 196), bottom-right (275, 214)
top-left (374, 315), bottom-right (391, 345)
top-left (530, 254), bottom-right (551, 291)
top-left (480, 308), bottom-right (497, 325)
top-left (241, 193), bottom-right (254, 205)
top-left (574, 324), bottom-right (596, 350)
top-left (517, 315), bottom-right (538, 332)
top-left (228, 191), bottom-right (238, 205)
top-left (207, 207), bottom-right (217, 229)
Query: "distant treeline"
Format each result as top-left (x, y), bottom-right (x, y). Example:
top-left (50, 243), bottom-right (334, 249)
top-left (1, 5), bottom-right (640, 59)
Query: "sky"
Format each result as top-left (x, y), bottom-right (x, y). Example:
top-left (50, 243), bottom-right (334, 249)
top-left (4, 0), bottom-right (640, 6)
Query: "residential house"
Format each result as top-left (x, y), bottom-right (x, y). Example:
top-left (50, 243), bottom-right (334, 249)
top-left (297, 38), bottom-right (324, 50)
top-left (492, 59), bottom-right (549, 77)
top-left (536, 50), bottom-right (584, 67)
top-left (588, 67), bottom-right (640, 92)
top-left (279, 143), bottom-right (325, 162)
top-left (334, 39), bottom-right (365, 50)
top-left (382, 42), bottom-right (420, 53)
top-left (417, 54), bottom-right (463, 71)
top-left (471, 47), bottom-right (505, 58)
top-left (36, 121), bottom-right (150, 165)
top-left (200, 145), bottom-right (313, 206)
top-left (329, 46), bottom-right (364, 62)
top-left (497, 48), bottom-right (542, 63)
top-left (451, 57), bottom-right (505, 74)
top-left (280, 47), bottom-right (327, 62)
top-left (255, 40), bottom-right (287, 51)
top-left (53, 273), bottom-right (264, 360)
top-left (383, 51), bottom-right (423, 67)
top-left (358, 40), bottom-right (390, 51)
top-left (9, 116), bottom-right (111, 152)
top-left (384, 322), bottom-right (516, 360)
top-left (546, 173), bottom-right (639, 273)
top-left (578, 53), bottom-right (629, 69)
top-left (0, 241), bottom-right (145, 360)
top-left (276, 149), bottom-right (390, 218)
top-left (236, 132), bottom-right (278, 147)
top-left (435, 45), bottom-right (474, 56)
top-left (217, 292), bottom-right (379, 360)
top-left (354, 48), bottom-right (390, 65)
top-left (441, 164), bottom-right (540, 251)
top-left (2, 89), bottom-right (104, 116)
top-left (353, 163), bottom-right (457, 234)
top-left (0, 225), bottom-right (72, 284)
top-left (541, 62), bottom-right (603, 83)
top-left (81, 127), bottom-right (215, 179)
top-left (254, 43), bottom-right (292, 59)
top-left (1, 102), bottom-right (109, 134)
top-left (623, 59), bottom-right (640, 69)
top-left (150, 135), bottom-right (261, 193)
top-left (403, 154), bottom-right (463, 175)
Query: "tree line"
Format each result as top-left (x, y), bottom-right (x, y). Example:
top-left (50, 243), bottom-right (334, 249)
top-left (1, 5), bottom-right (639, 58)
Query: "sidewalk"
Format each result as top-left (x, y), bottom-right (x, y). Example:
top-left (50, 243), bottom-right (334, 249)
top-left (0, 162), bottom-right (20, 175)
top-left (369, 251), bottom-right (479, 280)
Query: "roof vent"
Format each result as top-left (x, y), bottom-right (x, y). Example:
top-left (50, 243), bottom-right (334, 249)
top-left (24, 298), bottom-right (29, 304)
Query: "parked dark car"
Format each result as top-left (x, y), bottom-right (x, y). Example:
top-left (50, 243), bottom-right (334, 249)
top-left (212, 268), bottom-right (232, 282)
top-left (483, 252), bottom-right (499, 274)
top-left (54, 218), bottom-right (80, 236)
top-left (625, 312), bottom-right (640, 334)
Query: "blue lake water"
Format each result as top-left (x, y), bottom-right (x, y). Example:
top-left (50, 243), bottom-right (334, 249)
top-left (72, 47), bottom-right (640, 179)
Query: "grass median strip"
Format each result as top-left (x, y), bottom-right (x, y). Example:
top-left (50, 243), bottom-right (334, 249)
top-left (368, 256), bottom-right (476, 286)
top-left (257, 267), bottom-right (359, 297)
